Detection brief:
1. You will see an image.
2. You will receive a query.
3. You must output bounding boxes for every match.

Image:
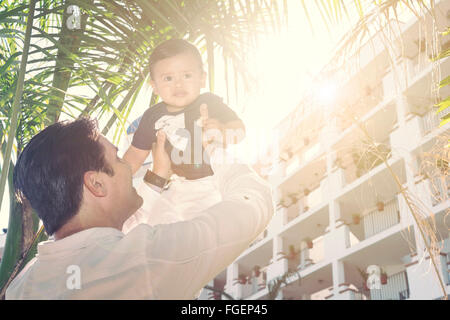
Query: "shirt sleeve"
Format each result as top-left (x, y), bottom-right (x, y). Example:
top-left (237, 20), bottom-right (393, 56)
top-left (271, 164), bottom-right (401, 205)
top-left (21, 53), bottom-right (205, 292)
top-left (144, 163), bottom-right (274, 299)
top-left (202, 93), bottom-right (241, 123)
top-left (131, 108), bottom-right (158, 151)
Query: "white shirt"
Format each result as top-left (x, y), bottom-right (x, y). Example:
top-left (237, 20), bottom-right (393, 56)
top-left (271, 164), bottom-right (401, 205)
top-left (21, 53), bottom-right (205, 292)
top-left (5, 164), bottom-right (273, 299)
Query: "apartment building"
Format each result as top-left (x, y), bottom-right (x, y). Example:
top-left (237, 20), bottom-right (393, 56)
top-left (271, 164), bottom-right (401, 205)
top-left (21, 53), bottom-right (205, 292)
top-left (198, 0), bottom-right (450, 300)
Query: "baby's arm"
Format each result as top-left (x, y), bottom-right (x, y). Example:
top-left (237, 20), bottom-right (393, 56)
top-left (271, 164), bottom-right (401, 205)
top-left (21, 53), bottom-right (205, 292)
top-left (222, 119), bottom-right (246, 144)
top-left (200, 104), bottom-right (246, 146)
top-left (123, 145), bottom-right (151, 175)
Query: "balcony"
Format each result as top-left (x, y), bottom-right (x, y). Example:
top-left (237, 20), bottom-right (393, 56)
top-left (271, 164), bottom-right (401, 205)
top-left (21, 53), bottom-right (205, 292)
top-left (362, 198), bottom-right (400, 239)
top-left (281, 183), bottom-right (325, 224)
top-left (429, 176), bottom-right (449, 207)
top-left (340, 141), bottom-right (392, 187)
top-left (238, 268), bottom-right (268, 300)
top-left (281, 236), bottom-right (326, 274)
top-left (420, 108), bottom-right (443, 136)
top-left (369, 271), bottom-right (410, 300)
top-left (348, 198), bottom-right (400, 247)
top-left (406, 51), bottom-right (432, 83)
top-left (415, 175), bottom-right (450, 209)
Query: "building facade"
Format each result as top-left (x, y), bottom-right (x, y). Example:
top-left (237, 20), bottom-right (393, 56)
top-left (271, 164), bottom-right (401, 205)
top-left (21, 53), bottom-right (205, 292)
top-left (199, 1), bottom-right (450, 300)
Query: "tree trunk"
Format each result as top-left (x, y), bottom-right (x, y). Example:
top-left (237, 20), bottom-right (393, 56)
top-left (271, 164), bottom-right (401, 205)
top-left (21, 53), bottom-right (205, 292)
top-left (45, 0), bottom-right (88, 125)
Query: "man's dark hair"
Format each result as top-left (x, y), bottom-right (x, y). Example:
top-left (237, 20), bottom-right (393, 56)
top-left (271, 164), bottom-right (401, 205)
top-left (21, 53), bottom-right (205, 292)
top-left (13, 118), bottom-right (114, 235)
top-left (149, 38), bottom-right (203, 79)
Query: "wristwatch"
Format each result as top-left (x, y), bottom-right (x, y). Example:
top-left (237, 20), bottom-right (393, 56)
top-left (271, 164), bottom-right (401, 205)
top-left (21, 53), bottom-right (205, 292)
top-left (143, 170), bottom-right (169, 189)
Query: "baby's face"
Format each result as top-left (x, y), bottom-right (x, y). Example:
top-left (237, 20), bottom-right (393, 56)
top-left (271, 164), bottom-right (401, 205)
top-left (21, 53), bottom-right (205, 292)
top-left (150, 53), bottom-right (206, 112)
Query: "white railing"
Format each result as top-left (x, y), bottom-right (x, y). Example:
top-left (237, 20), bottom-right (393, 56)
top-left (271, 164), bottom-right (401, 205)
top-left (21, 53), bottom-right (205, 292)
top-left (240, 270), bottom-right (268, 299)
top-left (363, 198), bottom-right (400, 239)
top-left (407, 52), bottom-right (430, 80)
top-left (429, 176), bottom-right (450, 206)
top-left (351, 291), bottom-right (369, 300)
top-left (296, 237), bottom-right (325, 271)
top-left (370, 271), bottom-right (409, 300)
top-left (421, 109), bottom-right (441, 135)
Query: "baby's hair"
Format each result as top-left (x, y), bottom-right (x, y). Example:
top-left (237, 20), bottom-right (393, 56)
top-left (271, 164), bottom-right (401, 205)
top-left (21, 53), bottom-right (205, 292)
top-left (149, 39), bottom-right (203, 79)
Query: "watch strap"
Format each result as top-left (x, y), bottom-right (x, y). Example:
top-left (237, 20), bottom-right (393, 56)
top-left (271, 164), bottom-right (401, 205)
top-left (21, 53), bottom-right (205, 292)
top-left (143, 170), bottom-right (168, 189)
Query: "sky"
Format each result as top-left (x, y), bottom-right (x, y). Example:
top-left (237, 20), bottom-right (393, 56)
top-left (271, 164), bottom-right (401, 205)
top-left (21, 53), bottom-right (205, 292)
top-left (0, 2), bottom-right (357, 230)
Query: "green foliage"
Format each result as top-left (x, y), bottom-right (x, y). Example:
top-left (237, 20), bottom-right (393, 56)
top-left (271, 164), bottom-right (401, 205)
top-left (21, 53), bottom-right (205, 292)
top-left (267, 268), bottom-right (301, 300)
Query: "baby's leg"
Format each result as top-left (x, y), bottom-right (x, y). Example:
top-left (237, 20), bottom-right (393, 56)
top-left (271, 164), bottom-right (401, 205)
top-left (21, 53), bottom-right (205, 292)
top-left (169, 175), bottom-right (222, 221)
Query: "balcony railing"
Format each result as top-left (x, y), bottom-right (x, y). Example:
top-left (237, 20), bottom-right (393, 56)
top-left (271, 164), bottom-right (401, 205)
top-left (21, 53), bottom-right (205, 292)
top-left (369, 271), bottom-right (410, 300)
top-left (421, 109), bottom-right (441, 135)
top-left (429, 176), bottom-right (450, 206)
top-left (286, 237), bottom-right (325, 272)
top-left (239, 269), bottom-right (267, 299)
top-left (407, 52), bottom-right (431, 81)
top-left (362, 198), bottom-right (400, 239)
top-left (343, 145), bottom-right (392, 186)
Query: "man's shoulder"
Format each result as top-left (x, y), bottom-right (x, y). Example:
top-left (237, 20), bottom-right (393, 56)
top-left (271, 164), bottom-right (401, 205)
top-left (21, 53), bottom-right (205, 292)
top-left (5, 257), bottom-right (38, 299)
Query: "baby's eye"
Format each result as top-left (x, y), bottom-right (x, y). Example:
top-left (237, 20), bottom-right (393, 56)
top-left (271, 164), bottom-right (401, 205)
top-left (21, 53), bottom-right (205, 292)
top-left (184, 73), bottom-right (193, 79)
top-left (163, 76), bottom-right (173, 81)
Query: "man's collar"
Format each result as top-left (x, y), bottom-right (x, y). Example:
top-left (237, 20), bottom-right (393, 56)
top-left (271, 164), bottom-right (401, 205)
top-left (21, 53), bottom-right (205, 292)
top-left (37, 227), bottom-right (123, 256)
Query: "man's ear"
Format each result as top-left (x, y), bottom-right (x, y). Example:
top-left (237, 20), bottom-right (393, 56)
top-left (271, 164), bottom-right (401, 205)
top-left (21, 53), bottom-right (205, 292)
top-left (83, 171), bottom-right (107, 197)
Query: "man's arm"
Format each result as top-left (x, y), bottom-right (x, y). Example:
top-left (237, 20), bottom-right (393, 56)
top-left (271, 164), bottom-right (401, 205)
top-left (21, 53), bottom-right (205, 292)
top-left (142, 163), bottom-right (273, 299)
top-left (123, 145), bottom-right (151, 175)
top-left (122, 132), bottom-right (170, 233)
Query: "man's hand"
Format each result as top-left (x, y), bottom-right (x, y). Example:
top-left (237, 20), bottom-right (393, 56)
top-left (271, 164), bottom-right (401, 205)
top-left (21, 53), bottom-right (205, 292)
top-left (152, 130), bottom-right (171, 179)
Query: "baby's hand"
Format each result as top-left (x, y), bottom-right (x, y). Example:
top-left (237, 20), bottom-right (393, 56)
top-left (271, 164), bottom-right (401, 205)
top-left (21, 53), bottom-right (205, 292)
top-left (200, 104), bottom-right (224, 132)
top-left (199, 104), bottom-right (225, 154)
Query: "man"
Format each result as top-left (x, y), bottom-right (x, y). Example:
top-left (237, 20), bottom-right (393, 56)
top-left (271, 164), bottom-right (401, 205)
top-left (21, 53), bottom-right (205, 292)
top-left (6, 118), bottom-right (273, 299)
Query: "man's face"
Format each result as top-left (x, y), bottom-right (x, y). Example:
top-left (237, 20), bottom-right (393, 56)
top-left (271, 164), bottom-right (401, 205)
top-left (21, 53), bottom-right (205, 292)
top-left (150, 53), bottom-right (206, 111)
top-left (99, 136), bottom-right (143, 225)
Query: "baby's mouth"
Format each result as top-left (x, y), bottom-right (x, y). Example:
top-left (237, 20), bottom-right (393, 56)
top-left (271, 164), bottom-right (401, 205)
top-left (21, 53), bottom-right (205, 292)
top-left (174, 91), bottom-right (187, 97)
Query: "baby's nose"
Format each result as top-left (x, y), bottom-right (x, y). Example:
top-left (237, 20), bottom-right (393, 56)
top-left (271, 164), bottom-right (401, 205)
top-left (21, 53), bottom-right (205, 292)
top-left (174, 77), bottom-right (183, 87)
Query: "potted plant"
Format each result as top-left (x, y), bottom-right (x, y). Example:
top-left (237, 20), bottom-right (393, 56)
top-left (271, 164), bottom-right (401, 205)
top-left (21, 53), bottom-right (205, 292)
top-left (380, 270), bottom-right (388, 285)
top-left (288, 193), bottom-right (299, 205)
top-left (278, 199), bottom-right (288, 208)
top-left (352, 214), bottom-right (361, 225)
top-left (304, 238), bottom-right (313, 249)
top-left (253, 265), bottom-right (261, 278)
top-left (334, 157), bottom-right (345, 169)
top-left (436, 158), bottom-right (448, 174)
top-left (304, 137), bottom-right (310, 146)
top-left (376, 201), bottom-right (384, 211)
top-left (286, 245), bottom-right (300, 260)
top-left (304, 188), bottom-right (310, 196)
